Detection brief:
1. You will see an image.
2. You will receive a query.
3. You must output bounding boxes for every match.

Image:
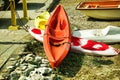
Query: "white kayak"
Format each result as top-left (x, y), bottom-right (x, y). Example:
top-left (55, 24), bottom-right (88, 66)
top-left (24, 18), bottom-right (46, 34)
top-left (73, 25), bottom-right (120, 43)
top-left (71, 36), bottom-right (119, 56)
top-left (28, 27), bottom-right (120, 56)
top-left (28, 27), bottom-right (44, 42)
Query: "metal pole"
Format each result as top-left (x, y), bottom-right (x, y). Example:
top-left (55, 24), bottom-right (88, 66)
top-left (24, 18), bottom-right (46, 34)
top-left (8, 0), bottom-right (19, 30)
top-left (22, 0), bottom-right (30, 20)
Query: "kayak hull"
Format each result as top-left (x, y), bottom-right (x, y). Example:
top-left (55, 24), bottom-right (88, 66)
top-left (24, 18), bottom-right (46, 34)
top-left (76, 1), bottom-right (120, 20)
top-left (73, 26), bottom-right (120, 43)
top-left (43, 4), bottom-right (71, 69)
top-left (28, 27), bottom-right (120, 57)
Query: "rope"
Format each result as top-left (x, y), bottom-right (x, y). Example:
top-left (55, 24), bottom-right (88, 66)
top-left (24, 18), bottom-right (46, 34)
top-left (16, 11), bottom-right (24, 25)
top-left (0, 0), bottom-right (29, 31)
top-left (15, 11), bottom-right (30, 32)
top-left (50, 41), bottom-right (71, 47)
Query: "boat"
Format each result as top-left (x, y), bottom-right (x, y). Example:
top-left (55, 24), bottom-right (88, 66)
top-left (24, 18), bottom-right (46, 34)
top-left (28, 27), bottom-right (120, 57)
top-left (28, 27), bottom-right (44, 42)
top-left (43, 4), bottom-right (71, 69)
top-left (71, 36), bottom-right (119, 56)
top-left (76, 0), bottom-right (120, 20)
top-left (73, 25), bottom-right (120, 43)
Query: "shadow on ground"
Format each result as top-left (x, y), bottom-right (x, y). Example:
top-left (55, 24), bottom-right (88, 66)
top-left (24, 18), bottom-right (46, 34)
top-left (47, 0), bottom-right (60, 12)
top-left (0, 18), bottom-right (28, 29)
top-left (87, 17), bottom-right (120, 22)
top-left (58, 52), bottom-right (85, 77)
top-left (16, 3), bottom-right (45, 10)
top-left (0, 18), bottom-right (11, 29)
top-left (57, 52), bottom-right (114, 78)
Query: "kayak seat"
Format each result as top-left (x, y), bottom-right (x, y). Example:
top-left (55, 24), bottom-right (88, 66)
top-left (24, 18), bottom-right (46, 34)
top-left (50, 40), bottom-right (70, 47)
top-left (49, 28), bottom-right (66, 40)
top-left (49, 33), bottom-right (66, 41)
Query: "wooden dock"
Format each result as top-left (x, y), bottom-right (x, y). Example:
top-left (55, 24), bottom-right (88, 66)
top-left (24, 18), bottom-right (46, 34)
top-left (0, 29), bottom-right (31, 79)
top-left (0, 0), bottom-right (57, 79)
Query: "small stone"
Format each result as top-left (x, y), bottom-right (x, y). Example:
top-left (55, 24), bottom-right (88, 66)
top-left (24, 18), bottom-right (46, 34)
top-left (72, 26), bottom-right (78, 31)
top-left (15, 62), bottom-right (20, 67)
top-left (34, 56), bottom-right (42, 62)
top-left (34, 67), bottom-right (52, 76)
top-left (40, 63), bottom-right (49, 67)
top-left (7, 66), bottom-right (15, 72)
top-left (21, 63), bottom-right (28, 66)
top-left (41, 77), bottom-right (53, 80)
top-left (7, 66), bottom-right (14, 70)
top-left (26, 54), bottom-right (35, 58)
top-left (9, 58), bottom-right (16, 61)
top-left (24, 67), bottom-right (34, 76)
top-left (27, 70), bottom-right (45, 80)
top-left (65, 72), bottom-right (69, 75)
top-left (27, 63), bottom-right (37, 69)
top-left (51, 74), bottom-right (56, 78)
top-left (35, 56), bottom-right (42, 62)
top-left (15, 67), bottom-right (22, 74)
top-left (18, 75), bottom-right (27, 80)
top-left (42, 59), bottom-right (49, 64)
top-left (10, 71), bottom-right (20, 80)
top-left (21, 66), bottom-right (27, 70)
top-left (2, 74), bottom-right (10, 80)
top-left (25, 56), bottom-right (34, 63)
top-left (19, 57), bottom-right (26, 64)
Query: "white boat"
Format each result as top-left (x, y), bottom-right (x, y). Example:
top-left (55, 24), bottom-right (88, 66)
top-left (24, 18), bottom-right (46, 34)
top-left (76, 0), bottom-right (120, 20)
top-left (28, 27), bottom-right (120, 56)
top-left (73, 25), bottom-right (120, 43)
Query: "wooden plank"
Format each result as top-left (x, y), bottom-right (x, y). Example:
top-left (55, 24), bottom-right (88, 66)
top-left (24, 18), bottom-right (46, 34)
top-left (0, 30), bottom-right (29, 41)
top-left (0, 44), bottom-right (26, 79)
top-left (0, 30), bottom-right (29, 55)
top-left (0, 45), bottom-right (12, 55)
top-left (0, 44), bottom-right (19, 69)
top-left (0, 30), bottom-right (30, 69)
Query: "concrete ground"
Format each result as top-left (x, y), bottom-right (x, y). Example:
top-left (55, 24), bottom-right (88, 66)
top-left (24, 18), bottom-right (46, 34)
top-left (0, 0), bottom-right (55, 79)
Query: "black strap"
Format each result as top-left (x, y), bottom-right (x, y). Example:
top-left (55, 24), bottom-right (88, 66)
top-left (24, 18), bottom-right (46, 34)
top-left (50, 41), bottom-right (71, 47)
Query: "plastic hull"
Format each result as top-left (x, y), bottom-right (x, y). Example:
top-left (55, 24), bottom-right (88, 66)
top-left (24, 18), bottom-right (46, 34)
top-left (76, 1), bottom-right (120, 20)
top-left (43, 4), bottom-right (71, 69)
top-left (28, 27), bottom-right (120, 59)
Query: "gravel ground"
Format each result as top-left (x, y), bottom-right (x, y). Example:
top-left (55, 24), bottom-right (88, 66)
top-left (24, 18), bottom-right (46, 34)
top-left (58, 0), bottom-right (120, 80)
top-left (60, 0), bottom-right (120, 31)
top-left (1, 0), bottom-right (120, 80)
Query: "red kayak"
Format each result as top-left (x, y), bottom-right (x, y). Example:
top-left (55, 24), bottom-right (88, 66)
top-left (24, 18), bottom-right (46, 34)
top-left (43, 4), bottom-right (71, 69)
